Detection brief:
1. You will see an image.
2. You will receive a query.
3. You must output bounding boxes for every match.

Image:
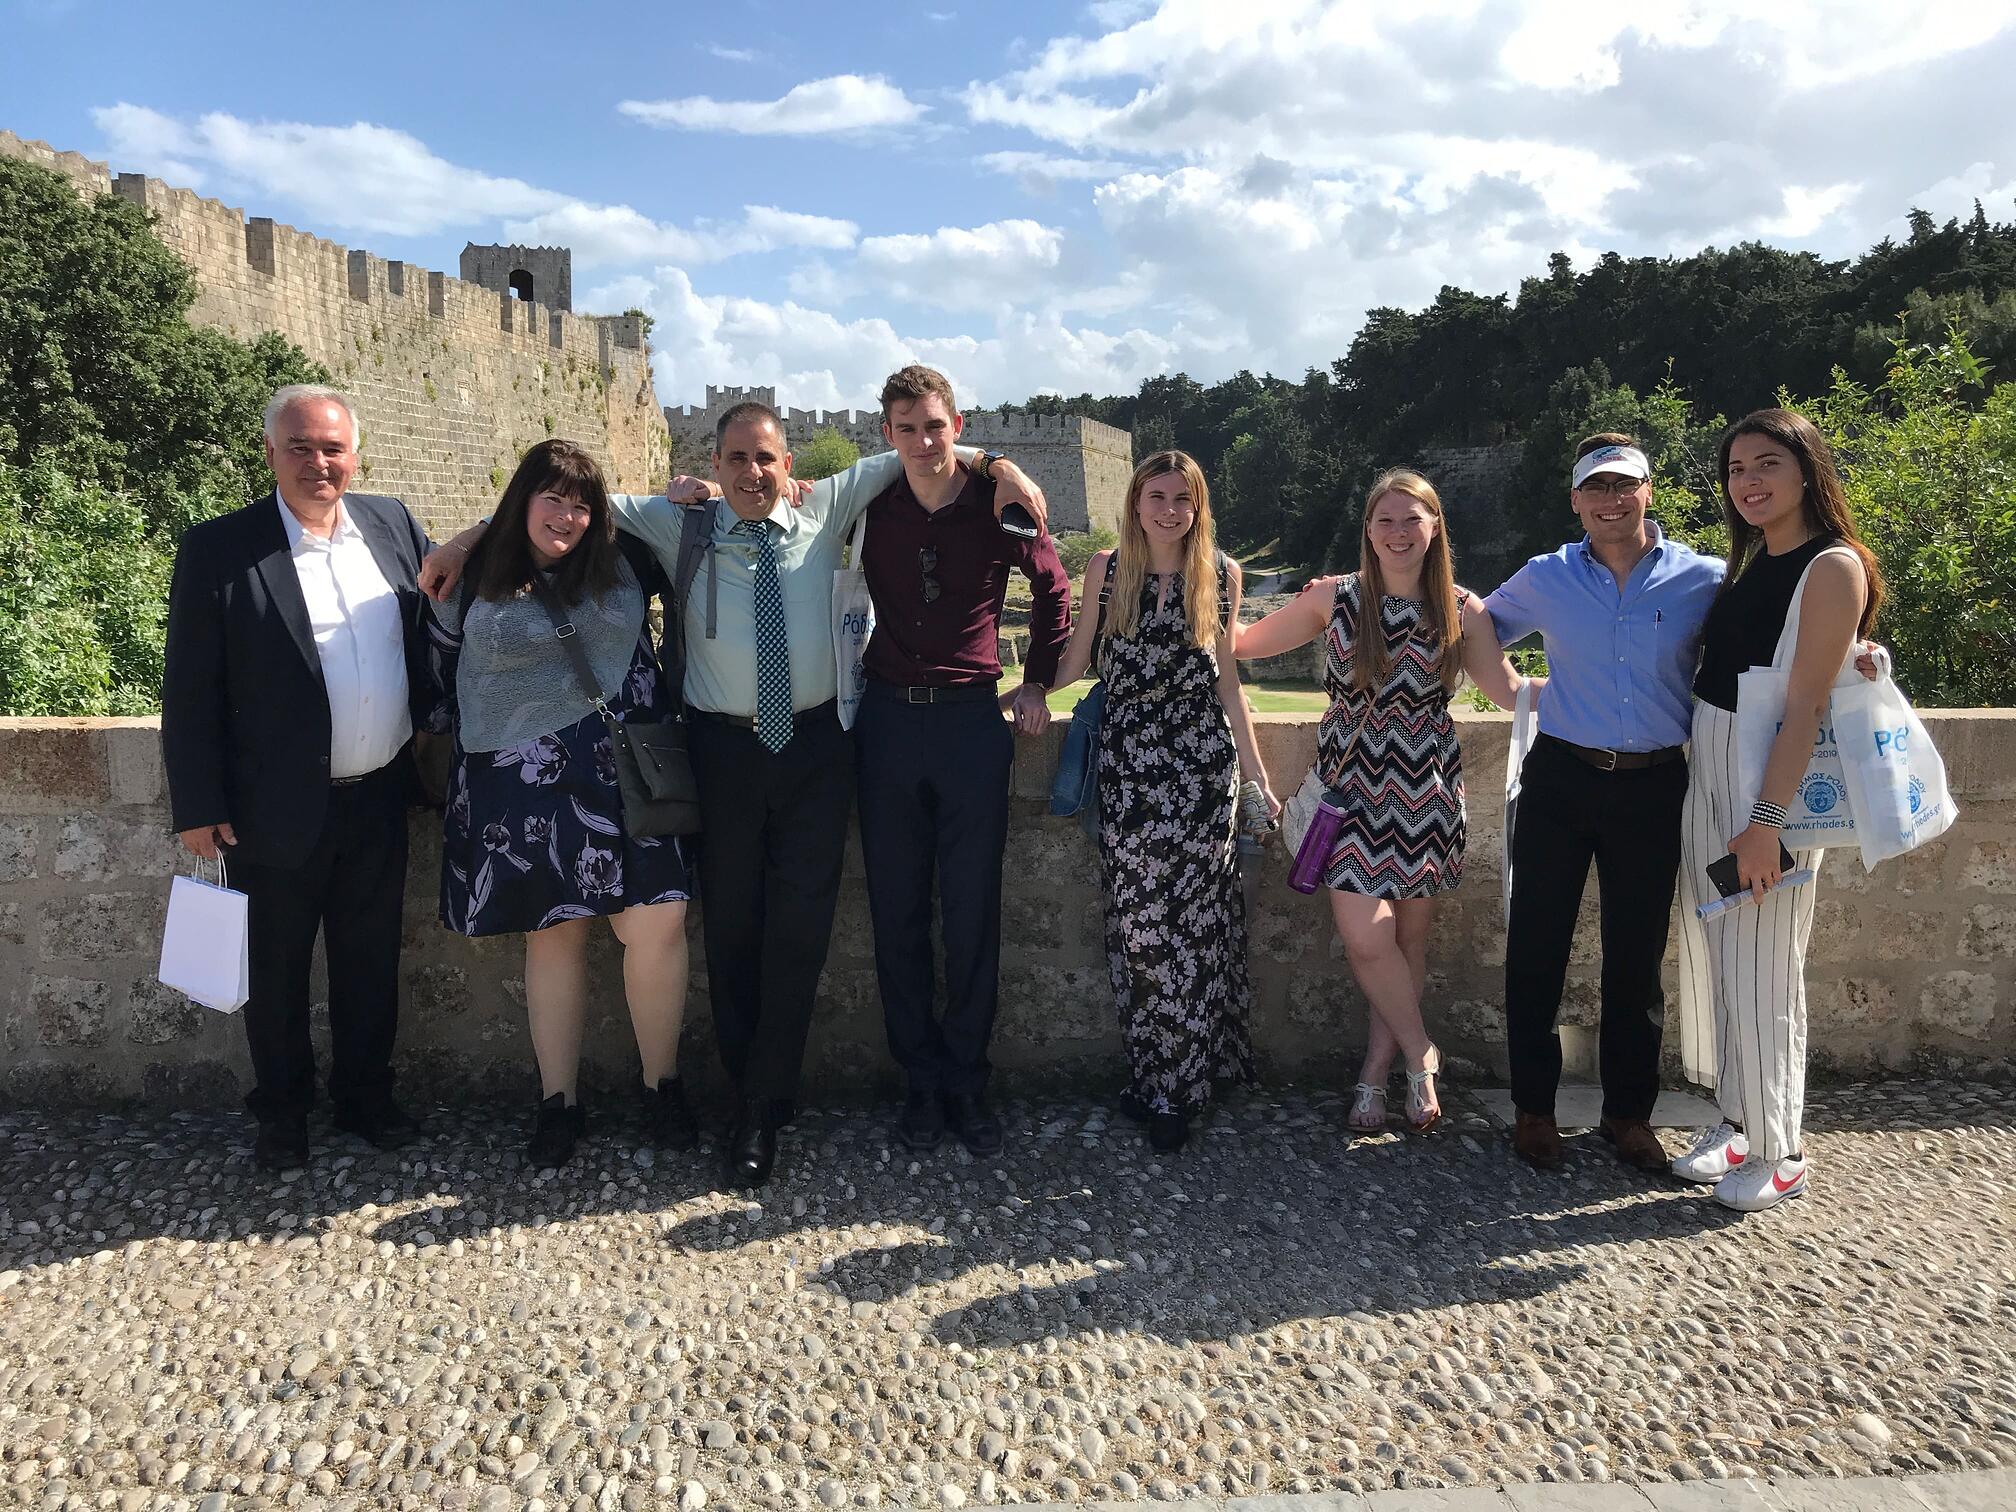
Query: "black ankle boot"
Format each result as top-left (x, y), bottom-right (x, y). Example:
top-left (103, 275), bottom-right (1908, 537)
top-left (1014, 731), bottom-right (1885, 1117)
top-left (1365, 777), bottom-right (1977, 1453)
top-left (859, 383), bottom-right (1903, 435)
top-left (1148, 1109), bottom-right (1189, 1154)
top-left (644, 1076), bottom-right (698, 1151)
top-left (527, 1092), bottom-right (584, 1168)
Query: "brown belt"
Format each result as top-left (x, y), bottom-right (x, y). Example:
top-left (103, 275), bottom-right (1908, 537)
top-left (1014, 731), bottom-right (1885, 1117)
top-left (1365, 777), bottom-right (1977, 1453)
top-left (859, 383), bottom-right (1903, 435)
top-left (1536, 731), bottom-right (1684, 772)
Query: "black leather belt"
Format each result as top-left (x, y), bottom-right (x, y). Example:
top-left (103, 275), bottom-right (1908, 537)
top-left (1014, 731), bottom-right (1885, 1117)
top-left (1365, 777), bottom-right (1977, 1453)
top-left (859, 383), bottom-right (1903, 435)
top-left (865, 680), bottom-right (998, 705)
top-left (1537, 731), bottom-right (1684, 772)
top-left (688, 698), bottom-right (837, 731)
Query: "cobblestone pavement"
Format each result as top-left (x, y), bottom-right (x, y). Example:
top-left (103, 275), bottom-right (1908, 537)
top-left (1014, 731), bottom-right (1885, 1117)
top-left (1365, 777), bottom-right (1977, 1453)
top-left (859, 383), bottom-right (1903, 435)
top-left (2, 1081), bottom-right (2012, 1511)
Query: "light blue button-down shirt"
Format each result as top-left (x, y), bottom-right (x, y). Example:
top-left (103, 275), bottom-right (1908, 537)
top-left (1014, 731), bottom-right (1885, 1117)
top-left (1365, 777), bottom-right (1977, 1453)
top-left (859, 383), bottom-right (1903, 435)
top-left (609, 450), bottom-right (909, 718)
top-left (1485, 525), bottom-right (1725, 751)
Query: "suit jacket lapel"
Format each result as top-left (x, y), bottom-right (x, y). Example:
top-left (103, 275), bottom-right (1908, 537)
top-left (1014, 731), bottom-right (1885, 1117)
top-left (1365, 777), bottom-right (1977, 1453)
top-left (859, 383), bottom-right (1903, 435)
top-left (253, 495), bottom-right (323, 684)
top-left (351, 497), bottom-right (417, 593)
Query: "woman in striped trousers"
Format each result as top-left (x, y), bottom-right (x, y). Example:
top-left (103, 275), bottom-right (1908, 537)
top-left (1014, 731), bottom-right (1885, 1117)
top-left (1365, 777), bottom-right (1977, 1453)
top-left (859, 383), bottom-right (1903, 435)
top-left (1673, 409), bottom-right (1883, 1212)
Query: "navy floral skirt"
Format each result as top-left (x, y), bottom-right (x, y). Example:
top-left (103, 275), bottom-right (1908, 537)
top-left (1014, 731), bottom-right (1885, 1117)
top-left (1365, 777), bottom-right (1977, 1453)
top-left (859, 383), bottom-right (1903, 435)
top-left (440, 639), bottom-right (690, 936)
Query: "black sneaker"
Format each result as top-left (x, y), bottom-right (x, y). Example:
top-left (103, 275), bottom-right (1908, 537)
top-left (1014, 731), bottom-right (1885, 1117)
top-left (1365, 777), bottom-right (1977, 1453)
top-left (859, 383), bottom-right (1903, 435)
top-left (944, 1090), bottom-right (1004, 1157)
top-left (253, 1115), bottom-right (309, 1171)
top-left (333, 1097), bottom-right (418, 1150)
top-left (1117, 1088), bottom-right (1152, 1125)
top-left (527, 1092), bottom-right (584, 1168)
top-left (644, 1076), bottom-right (699, 1151)
top-left (899, 1087), bottom-right (946, 1151)
top-left (1148, 1109), bottom-right (1189, 1154)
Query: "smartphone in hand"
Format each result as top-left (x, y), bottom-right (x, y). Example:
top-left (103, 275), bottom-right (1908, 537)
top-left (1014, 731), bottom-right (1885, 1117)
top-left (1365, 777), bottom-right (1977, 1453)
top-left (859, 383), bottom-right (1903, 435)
top-left (998, 500), bottom-right (1040, 539)
top-left (1706, 841), bottom-right (1796, 898)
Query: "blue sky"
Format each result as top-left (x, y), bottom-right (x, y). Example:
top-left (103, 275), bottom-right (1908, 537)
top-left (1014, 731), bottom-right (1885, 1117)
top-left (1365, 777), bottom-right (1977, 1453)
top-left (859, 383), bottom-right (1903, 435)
top-left (10, 0), bottom-right (2016, 413)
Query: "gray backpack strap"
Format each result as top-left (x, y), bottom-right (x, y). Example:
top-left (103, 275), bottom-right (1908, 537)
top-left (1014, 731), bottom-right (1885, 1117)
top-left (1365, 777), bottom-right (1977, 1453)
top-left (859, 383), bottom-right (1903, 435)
top-left (666, 497), bottom-right (720, 695)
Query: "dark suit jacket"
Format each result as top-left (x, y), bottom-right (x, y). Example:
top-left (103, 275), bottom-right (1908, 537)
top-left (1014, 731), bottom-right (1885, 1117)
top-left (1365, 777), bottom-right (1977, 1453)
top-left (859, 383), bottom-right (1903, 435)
top-left (161, 493), bottom-right (434, 869)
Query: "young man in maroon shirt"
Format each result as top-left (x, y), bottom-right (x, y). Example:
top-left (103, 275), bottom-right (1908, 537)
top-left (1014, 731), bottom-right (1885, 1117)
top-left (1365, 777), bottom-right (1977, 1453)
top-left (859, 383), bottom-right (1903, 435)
top-left (855, 365), bottom-right (1072, 1155)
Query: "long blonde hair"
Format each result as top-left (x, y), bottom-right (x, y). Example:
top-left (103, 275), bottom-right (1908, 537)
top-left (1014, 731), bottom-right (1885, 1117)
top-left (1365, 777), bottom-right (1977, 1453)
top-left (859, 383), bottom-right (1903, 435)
top-left (1353, 468), bottom-right (1463, 693)
top-left (1107, 449), bottom-right (1224, 650)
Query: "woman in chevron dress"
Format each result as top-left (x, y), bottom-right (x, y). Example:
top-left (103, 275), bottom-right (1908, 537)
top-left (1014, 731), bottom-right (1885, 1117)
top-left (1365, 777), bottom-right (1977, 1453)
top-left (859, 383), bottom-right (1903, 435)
top-left (1238, 469), bottom-right (1528, 1132)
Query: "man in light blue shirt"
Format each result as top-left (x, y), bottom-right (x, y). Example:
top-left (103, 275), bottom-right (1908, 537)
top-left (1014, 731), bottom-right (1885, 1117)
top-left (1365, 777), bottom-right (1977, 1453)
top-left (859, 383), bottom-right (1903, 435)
top-left (1484, 435), bottom-right (1724, 1174)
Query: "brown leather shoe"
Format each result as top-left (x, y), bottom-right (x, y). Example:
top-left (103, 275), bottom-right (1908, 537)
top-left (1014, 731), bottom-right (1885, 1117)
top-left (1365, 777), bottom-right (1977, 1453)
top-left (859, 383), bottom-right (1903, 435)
top-left (1600, 1116), bottom-right (1668, 1173)
top-left (1512, 1110), bottom-right (1563, 1169)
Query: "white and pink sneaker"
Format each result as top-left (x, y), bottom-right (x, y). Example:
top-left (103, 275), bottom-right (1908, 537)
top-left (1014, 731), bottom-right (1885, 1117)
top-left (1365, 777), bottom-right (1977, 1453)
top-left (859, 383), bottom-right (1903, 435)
top-left (1714, 1153), bottom-right (1809, 1212)
top-left (1672, 1122), bottom-right (1749, 1184)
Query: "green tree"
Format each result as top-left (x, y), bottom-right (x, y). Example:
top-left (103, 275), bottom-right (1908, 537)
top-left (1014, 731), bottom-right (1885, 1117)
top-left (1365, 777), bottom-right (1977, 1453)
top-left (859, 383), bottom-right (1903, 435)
top-left (1805, 330), bottom-right (2016, 704)
top-left (793, 426), bottom-right (861, 481)
top-left (0, 154), bottom-right (326, 714)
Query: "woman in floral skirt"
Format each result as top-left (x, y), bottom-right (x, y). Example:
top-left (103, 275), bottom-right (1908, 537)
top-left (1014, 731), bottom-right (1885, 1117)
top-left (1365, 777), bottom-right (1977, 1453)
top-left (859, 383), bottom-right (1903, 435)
top-left (1051, 450), bottom-right (1276, 1153)
top-left (428, 440), bottom-right (695, 1167)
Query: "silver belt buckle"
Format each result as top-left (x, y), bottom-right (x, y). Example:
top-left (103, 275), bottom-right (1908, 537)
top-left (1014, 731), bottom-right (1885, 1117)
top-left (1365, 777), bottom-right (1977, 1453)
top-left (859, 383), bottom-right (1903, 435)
top-left (907, 687), bottom-right (932, 705)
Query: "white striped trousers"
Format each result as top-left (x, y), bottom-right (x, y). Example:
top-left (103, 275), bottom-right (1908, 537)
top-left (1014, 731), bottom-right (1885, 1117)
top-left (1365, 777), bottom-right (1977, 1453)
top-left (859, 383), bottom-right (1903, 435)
top-left (1675, 699), bottom-right (1823, 1163)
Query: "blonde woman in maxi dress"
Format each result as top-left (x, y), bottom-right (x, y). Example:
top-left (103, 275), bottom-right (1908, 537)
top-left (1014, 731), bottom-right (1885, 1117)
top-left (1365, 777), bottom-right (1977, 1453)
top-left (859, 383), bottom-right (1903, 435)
top-left (1236, 470), bottom-right (1528, 1133)
top-left (1050, 451), bottom-right (1277, 1154)
top-left (1672, 409), bottom-right (1881, 1211)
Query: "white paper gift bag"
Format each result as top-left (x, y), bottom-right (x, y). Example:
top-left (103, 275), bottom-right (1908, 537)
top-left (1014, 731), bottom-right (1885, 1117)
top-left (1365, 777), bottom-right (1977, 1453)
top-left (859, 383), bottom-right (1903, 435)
top-left (832, 512), bottom-right (876, 732)
top-left (158, 859), bottom-right (250, 1013)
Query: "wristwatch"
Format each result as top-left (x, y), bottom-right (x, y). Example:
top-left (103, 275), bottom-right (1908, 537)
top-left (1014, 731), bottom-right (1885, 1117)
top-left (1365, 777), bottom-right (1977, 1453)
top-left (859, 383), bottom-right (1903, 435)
top-left (974, 450), bottom-right (1006, 480)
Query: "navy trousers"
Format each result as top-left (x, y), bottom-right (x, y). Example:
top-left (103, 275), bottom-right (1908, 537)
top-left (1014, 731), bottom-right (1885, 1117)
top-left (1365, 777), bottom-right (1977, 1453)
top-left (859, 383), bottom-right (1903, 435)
top-left (853, 686), bottom-right (1014, 1096)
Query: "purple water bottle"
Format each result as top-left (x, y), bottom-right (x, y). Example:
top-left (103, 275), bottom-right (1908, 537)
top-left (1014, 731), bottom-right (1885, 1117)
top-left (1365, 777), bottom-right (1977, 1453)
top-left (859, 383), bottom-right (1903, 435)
top-left (1288, 789), bottom-right (1350, 895)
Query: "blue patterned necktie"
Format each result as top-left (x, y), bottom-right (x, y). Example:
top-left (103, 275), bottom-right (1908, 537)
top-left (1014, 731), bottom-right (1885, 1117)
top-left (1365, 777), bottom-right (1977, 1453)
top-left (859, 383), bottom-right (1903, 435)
top-left (733, 518), bottom-right (793, 752)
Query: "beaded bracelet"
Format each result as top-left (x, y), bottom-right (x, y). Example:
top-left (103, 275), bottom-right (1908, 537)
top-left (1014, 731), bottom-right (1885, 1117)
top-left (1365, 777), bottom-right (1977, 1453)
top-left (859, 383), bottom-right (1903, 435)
top-left (1750, 799), bottom-right (1789, 830)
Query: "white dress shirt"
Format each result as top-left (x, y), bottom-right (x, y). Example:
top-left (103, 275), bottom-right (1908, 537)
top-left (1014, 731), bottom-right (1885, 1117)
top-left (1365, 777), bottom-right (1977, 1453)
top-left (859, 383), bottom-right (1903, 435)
top-left (276, 496), bottom-right (411, 778)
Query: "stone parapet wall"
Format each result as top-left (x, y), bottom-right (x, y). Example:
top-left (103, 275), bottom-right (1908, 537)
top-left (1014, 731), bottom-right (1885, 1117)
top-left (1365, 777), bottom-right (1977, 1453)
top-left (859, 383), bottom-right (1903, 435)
top-left (2, 713), bottom-right (2010, 1109)
top-left (0, 131), bottom-right (668, 538)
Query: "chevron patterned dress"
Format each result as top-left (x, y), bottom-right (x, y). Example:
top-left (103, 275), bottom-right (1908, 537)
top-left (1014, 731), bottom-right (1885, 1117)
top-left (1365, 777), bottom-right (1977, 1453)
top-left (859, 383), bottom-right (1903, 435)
top-left (1095, 569), bottom-right (1256, 1115)
top-left (1314, 575), bottom-right (1466, 898)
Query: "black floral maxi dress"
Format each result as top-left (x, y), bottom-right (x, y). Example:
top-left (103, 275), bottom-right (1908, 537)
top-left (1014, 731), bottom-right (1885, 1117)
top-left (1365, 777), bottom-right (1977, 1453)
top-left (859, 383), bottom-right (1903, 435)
top-left (1095, 570), bottom-right (1256, 1115)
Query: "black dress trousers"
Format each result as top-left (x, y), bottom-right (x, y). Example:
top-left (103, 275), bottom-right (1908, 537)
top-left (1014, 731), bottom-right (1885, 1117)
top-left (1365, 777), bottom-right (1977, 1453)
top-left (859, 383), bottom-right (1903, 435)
top-left (1504, 737), bottom-right (1688, 1122)
top-left (686, 704), bottom-right (854, 1101)
top-left (853, 685), bottom-right (1014, 1097)
top-left (228, 758), bottom-right (409, 1122)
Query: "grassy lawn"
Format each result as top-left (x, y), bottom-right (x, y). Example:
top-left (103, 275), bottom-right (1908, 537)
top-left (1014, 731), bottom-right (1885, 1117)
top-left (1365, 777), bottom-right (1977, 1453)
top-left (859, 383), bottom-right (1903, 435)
top-left (1044, 679), bottom-right (1328, 715)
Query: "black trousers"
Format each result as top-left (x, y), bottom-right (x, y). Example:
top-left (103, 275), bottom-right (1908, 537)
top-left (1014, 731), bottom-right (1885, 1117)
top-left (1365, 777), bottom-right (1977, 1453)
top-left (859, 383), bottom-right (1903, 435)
top-left (853, 687), bottom-right (1014, 1096)
top-left (230, 760), bottom-right (408, 1123)
top-left (687, 704), bottom-right (853, 1102)
top-left (1505, 737), bottom-right (1687, 1122)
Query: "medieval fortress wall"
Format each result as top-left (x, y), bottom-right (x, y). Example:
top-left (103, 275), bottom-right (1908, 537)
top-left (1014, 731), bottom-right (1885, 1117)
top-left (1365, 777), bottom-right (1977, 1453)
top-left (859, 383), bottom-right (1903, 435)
top-left (0, 132), bottom-right (668, 535)
top-left (666, 385), bottom-right (1135, 535)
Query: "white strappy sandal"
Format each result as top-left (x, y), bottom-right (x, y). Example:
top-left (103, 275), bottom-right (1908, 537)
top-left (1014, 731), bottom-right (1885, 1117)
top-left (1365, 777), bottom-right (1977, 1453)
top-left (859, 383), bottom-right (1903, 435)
top-left (1347, 1083), bottom-right (1389, 1131)
top-left (1405, 1043), bottom-right (1443, 1134)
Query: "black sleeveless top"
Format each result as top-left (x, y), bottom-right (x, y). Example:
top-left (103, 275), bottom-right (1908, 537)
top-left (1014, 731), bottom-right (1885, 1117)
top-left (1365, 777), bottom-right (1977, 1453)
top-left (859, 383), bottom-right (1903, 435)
top-left (1692, 535), bottom-right (1839, 712)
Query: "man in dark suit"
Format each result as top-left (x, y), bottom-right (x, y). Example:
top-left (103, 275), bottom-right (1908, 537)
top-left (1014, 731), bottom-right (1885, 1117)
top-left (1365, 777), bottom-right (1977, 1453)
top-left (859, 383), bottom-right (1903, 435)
top-left (162, 385), bottom-right (435, 1169)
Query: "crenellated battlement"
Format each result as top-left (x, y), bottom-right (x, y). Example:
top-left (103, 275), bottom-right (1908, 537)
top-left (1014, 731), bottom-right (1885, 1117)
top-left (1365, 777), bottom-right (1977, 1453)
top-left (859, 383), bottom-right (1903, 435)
top-left (1, 131), bottom-right (669, 533)
top-left (662, 385), bottom-right (1133, 531)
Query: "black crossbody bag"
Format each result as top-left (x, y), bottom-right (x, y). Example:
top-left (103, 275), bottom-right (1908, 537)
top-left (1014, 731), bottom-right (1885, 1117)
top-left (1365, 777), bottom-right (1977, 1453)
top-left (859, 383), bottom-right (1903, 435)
top-left (527, 578), bottom-right (702, 838)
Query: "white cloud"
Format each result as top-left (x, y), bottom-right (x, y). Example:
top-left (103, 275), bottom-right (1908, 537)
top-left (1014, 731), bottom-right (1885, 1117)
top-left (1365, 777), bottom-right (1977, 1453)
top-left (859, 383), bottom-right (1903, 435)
top-left (587, 267), bottom-right (1180, 415)
top-left (853, 219), bottom-right (1066, 310)
top-left (707, 45), bottom-right (757, 62)
top-left (91, 104), bottom-right (858, 271)
top-left (618, 75), bottom-right (925, 136)
top-left (979, 150), bottom-right (1136, 190)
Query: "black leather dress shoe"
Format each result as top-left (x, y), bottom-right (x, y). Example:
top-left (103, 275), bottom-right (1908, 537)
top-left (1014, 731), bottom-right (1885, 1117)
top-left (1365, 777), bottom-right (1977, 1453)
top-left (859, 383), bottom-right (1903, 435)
top-left (333, 1098), bottom-right (418, 1150)
top-left (899, 1087), bottom-right (946, 1151)
top-left (944, 1090), bottom-right (1004, 1156)
top-left (1117, 1088), bottom-right (1151, 1125)
top-left (726, 1098), bottom-right (777, 1188)
top-left (253, 1116), bottom-right (310, 1171)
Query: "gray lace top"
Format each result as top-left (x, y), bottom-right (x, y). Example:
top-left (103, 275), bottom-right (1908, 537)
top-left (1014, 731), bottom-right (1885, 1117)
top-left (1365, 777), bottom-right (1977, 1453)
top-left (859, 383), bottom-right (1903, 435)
top-left (434, 559), bottom-right (647, 753)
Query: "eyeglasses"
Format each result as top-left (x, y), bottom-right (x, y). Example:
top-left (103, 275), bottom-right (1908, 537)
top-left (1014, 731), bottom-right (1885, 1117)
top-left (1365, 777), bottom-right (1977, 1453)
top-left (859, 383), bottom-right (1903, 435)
top-left (1576, 476), bottom-right (1646, 497)
top-left (918, 546), bottom-right (940, 604)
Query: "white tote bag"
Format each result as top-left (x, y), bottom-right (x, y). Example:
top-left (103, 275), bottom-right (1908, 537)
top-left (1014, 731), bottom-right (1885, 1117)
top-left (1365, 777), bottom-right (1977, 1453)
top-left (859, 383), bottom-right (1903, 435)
top-left (1501, 677), bottom-right (1539, 927)
top-left (1830, 646), bottom-right (1958, 869)
top-left (158, 858), bottom-right (250, 1013)
top-left (832, 513), bottom-right (876, 732)
top-left (1734, 547), bottom-right (1867, 849)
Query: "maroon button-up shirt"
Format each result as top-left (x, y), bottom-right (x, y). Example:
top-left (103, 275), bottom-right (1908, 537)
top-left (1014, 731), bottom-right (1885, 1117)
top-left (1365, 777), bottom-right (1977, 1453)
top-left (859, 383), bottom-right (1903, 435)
top-left (859, 467), bottom-right (1071, 689)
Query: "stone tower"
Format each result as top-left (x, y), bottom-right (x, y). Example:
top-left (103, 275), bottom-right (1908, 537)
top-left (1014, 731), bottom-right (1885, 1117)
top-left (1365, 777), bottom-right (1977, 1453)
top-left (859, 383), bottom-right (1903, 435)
top-left (459, 243), bottom-right (572, 312)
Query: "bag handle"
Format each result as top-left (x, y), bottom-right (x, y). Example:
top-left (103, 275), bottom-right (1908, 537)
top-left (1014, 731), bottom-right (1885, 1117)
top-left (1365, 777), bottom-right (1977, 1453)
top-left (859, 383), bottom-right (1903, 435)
top-left (844, 509), bottom-right (870, 568)
top-left (1770, 543), bottom-right (1862, 670)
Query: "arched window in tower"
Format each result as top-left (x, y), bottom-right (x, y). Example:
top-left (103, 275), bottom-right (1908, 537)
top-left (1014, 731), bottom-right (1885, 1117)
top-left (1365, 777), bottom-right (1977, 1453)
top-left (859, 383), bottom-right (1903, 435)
top-left (508, 269), bottom-right (535, 303)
